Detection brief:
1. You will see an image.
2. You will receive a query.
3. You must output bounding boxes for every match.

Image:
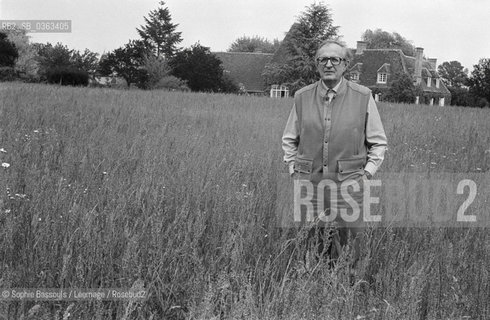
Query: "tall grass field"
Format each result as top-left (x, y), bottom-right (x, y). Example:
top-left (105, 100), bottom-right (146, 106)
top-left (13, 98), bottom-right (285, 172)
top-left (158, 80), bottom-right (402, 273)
top-left (0, 83), bottom-right (489, 319)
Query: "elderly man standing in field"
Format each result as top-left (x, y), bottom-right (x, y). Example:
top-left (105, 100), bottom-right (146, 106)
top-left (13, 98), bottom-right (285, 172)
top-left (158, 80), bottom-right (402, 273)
top-left (282, 39), bottom-right (388, 264)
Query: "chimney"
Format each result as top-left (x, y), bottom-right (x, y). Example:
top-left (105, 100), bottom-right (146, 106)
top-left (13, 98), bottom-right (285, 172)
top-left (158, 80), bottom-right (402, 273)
top-left (428, 58), bottom-right (437, 70)
top-left (414, 47), bottom-right (424, 85)
top-left (356, 41), bottom-right (367, 55)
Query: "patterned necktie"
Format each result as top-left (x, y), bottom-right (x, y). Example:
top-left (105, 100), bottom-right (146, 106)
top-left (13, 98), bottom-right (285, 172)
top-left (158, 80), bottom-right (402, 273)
top-left (326, 90), bottom-right (335, 104)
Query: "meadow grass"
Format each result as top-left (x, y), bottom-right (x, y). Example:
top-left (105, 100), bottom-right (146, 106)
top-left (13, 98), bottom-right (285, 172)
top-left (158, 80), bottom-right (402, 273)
top-left (0, 83), bottom-right (489, 319)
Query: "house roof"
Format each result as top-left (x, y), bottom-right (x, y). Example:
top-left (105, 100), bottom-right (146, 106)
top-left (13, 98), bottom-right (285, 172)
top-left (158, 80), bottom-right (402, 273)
top-left (349, 48), bottom-right (450, 95)
top-left (350, 63), bottom-right (363, 73)
top-left (350, 49), bottom-right (407, 88)
top-left (403, 55), bottom-right (450, 94)
top-left (214, 51), bottom-right (273, 92)
top-left (377, 63), bottom-right (391, 73)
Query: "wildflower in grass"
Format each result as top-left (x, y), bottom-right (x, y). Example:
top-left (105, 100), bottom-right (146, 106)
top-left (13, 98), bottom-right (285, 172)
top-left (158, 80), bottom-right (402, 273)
top-left (0, 148), bottom-right (6, 153)
top-left (33, 129), bottom-right (39, 133)
top-left (1, 162), bottom-right (10, 168)
top-left (5, 209), bottom-right (11, 214)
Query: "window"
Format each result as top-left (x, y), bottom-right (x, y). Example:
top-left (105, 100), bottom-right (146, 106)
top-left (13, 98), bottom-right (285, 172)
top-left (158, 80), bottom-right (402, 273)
top-left (350, 72), bottom-right (359, 82)
top-left (377, 73), bottom-right (387, 84)
top-left (427, 77), bottom-right (432, 87)
top-left (270, 85), bottom-right (289, 98)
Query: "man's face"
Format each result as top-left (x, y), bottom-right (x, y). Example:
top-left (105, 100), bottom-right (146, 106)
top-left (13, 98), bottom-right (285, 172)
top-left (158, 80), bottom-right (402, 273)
top-left (316, 43), bottom-right (348, 87)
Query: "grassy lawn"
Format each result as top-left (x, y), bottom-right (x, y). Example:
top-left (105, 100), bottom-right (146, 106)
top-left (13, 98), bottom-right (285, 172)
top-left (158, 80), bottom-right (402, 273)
top-left (0, 83), bottom-right (489, 319)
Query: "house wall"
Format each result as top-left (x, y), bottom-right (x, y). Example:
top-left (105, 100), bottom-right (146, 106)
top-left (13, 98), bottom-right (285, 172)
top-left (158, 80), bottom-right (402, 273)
top-left (420, 93), bottom-right (451, 106)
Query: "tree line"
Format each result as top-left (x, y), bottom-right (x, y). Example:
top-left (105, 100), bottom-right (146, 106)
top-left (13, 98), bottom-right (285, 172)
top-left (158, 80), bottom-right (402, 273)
top-left (0, 1), bottom-right (240, 92)
top-left (0, 1), bottom-right (489, 106)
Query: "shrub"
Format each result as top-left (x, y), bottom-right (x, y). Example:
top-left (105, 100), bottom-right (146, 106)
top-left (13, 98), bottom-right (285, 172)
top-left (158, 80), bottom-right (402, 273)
top-left (0, 66), bottom-right (18, 81)
top-left (152, 75), bottom-right (189, 91)
top-left (0, 32), bottom-right (18, 67)
top-left (219, 73), bottom-right (240, 93)
top-left (384, 73), bottom-right (422, 103)
top-left (46, 67), bottom-right (89, 86)
top-left (448, 86), bottom-right (478, 107)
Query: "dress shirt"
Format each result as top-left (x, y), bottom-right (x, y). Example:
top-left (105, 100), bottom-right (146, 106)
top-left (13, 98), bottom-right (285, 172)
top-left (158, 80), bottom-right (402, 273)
top-left (282, 78), bottom-right (387, 177)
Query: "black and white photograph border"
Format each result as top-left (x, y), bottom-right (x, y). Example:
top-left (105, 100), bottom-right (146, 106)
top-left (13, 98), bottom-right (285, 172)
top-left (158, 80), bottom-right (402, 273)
top-left (0, 0), bottom-right (489, 319)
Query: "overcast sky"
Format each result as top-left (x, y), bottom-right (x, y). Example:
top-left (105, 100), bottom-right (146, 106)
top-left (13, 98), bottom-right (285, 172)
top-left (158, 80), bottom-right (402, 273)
top-left (1, 0), bottom-right (489, 70)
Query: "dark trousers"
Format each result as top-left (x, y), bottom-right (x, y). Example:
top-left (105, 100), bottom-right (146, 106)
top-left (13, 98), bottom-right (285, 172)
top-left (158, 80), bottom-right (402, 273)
top-left (306, 225), bottom-right (362, 266)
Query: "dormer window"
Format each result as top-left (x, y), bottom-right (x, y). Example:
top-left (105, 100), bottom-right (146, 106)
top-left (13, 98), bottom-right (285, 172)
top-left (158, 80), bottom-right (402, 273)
top-left (427, 77), bottom-right (432, 87)
top-left (376, 63), bottom-right (390, 84)
top-left (349, 63), bottom-right (363, 83)
top-left (435, 78), bottom-right (440, 88)
top-left (377, 73), bottom-right (387, 84)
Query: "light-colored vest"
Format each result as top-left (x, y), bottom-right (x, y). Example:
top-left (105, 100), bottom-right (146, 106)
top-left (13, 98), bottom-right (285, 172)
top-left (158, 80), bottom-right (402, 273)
top-left (294, 79), bottom-right (371, 182)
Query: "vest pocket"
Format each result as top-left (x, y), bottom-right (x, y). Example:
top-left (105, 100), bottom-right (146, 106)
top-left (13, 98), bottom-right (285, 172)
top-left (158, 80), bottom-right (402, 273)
top-left (337, 156), bottom-right (365, 181)
top-left (294, 156), bottom-right (313, 180)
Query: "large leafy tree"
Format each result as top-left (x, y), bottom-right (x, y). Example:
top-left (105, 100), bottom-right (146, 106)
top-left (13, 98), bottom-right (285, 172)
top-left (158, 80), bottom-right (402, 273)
top-left (98, 39), bottom-right (149, 88)
top-left (437, 60), bottom-right (474, 106)
top-left (361, 29), bottom-right (415, 56)
top-left (35, 42), bottom-right (99, 80)
top-left (262, 2), bottom-right (339, 94)
top-left (2, 28), bottom-right (39, 79)
top-left (170, 43), bottom-right (236, 92)
top-left (0, 32), bottom-right (19, 67)
top-left (228, 36), bottom-right (280, 53)
top-left (468, 58), bottom-right (490, 107)
top-left (437, 60), bottom-right (468, 88)
top-left (34, 42), bottom-right (72, 79)
top-left (71, 48), bottom-right (99, 76)
top-left (287, 2), bottom-right (339, 60)
top-left (142, 54), bottom-right (171, 89)
top-left (136, 1), bottom-right (182, 58)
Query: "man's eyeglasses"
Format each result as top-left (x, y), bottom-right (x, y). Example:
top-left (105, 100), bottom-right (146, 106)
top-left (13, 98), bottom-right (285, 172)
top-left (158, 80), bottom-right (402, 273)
top-left (316, 56), bottom-right (345, 66)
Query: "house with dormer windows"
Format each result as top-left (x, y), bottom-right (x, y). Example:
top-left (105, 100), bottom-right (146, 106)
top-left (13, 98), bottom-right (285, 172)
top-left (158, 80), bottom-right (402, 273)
top-left (349, 41), bottom-right (451, 105)
top-left (214, 34), bottom-right (451, 104)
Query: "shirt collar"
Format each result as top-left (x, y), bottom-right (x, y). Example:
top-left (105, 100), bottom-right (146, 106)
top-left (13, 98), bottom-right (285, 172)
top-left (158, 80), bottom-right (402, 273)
top-left (319, 77), bottom-right (344, 97)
